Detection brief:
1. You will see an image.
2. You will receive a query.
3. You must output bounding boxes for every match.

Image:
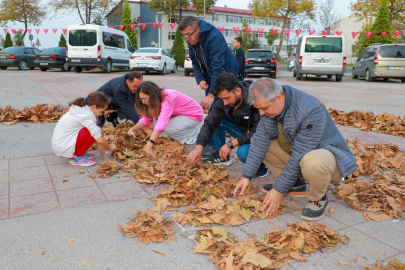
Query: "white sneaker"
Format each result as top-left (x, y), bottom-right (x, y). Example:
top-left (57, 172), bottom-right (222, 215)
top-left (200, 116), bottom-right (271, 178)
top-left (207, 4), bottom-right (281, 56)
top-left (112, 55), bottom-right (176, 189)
top-left (184, 127), bottom-right (200, 145)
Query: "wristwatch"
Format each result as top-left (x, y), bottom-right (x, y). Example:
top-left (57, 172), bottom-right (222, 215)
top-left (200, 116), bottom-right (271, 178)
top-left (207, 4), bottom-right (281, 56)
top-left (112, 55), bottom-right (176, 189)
top-left (227, 140), bottom-right (234, 149)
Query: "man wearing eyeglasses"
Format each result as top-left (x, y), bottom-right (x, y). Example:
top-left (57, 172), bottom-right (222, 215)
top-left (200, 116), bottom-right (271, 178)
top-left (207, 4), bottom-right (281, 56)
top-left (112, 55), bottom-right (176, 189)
top-left (178, 16), bottom-right (238, 110)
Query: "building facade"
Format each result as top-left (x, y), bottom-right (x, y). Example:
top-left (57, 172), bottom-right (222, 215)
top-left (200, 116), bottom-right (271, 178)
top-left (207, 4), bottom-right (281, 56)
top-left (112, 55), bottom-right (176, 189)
top-left (105, 0), bottom-right (289, 59)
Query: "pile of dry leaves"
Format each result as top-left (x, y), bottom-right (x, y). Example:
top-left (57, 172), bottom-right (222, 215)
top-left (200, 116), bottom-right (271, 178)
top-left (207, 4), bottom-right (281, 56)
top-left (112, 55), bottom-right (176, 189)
top-left (365, 258), bottom-right (405, 270)
top-left (193, 222), bottom-right (348, 269)
top-left (334, 139), bottom-right (405, 221)
top-left (328, 108), bottom-right (405, 137)
top-left (0, 104), bottom-right (67, 125)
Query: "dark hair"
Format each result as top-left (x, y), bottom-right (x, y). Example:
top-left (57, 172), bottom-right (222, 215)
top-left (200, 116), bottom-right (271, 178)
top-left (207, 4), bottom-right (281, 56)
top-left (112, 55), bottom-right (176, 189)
top-left (213, 72), bottom-right (240, 96)
top-left (126, 71), bottom-right (143, 82)
top-left (69, 91), bottom-right (110, 108)
top-left (234, 37), bottom-right (242, 44)
top-left (135, 81), bottom-right (167, 119)
top-left (178, 16), bottom-right (199, 31)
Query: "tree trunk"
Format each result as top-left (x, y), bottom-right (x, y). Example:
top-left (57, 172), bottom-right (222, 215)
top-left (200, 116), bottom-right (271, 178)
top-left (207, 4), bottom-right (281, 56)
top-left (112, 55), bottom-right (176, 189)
top-left (75, 0), bottom-right (86, 24)
top-left (276, 16), bottom-right (288, 60)
top-left (22, 21), bottom-right (28, 47)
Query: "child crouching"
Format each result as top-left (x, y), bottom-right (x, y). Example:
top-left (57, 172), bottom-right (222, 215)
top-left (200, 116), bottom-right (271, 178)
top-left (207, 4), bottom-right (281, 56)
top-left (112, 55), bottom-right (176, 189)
top-left (52, 91), bottom-right (117, 166)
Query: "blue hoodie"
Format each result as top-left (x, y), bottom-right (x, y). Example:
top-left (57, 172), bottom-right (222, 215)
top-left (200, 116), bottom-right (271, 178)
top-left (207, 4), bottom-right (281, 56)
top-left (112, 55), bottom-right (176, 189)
top-left (188, 20), bottom-right (238, 95)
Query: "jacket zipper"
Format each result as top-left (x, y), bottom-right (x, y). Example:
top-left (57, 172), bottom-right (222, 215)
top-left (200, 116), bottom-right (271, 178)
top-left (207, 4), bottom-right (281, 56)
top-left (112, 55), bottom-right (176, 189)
top-left (200, 42), bottom-right (211, 77)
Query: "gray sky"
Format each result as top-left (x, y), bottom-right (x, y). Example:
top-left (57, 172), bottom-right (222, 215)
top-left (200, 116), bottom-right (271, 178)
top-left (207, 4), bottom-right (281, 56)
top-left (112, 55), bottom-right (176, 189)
top-left (3, 0), bottom-right (354, 48)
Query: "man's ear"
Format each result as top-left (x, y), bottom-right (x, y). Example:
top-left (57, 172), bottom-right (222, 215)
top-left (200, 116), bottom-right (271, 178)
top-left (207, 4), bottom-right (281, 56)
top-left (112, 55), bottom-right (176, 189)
top-left (236, 87), bottom-right (242, 96)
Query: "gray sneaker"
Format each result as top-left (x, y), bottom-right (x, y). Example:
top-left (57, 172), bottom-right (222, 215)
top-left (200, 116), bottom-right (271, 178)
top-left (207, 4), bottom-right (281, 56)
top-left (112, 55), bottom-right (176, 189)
top-left (262, 179), bottom-right (306, 197)
top-left (301, 194), bottom-right (329, 221)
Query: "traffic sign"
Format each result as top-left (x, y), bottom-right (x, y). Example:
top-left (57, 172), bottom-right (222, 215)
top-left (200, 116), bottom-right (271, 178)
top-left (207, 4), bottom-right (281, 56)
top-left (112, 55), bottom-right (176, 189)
top-left (29, 34), bottom-right (33, 41)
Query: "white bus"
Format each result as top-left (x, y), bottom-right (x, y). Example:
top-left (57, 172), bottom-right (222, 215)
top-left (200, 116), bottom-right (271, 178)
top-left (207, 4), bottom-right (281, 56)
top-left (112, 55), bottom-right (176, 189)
top-left (293, 35), bottom-right (347, 82)
top-left (66, 24), bottom-right (135, 73)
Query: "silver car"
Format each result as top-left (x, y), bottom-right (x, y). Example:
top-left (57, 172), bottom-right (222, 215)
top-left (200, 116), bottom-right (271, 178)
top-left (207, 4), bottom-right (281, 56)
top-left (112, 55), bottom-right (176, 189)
top-left (287, 56), bottom-right (295, 71)
top-left (352, 44), bottom-right (405, 82)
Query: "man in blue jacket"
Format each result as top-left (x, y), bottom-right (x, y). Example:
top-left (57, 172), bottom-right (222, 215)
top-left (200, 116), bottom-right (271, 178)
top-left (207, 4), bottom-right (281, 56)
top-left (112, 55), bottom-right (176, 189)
top-left (233, 78), bottom-right (357, 221)
top-left (178, 16), bottom-right (238, 110)
top-left (233, 37), bottom-right (246, 81)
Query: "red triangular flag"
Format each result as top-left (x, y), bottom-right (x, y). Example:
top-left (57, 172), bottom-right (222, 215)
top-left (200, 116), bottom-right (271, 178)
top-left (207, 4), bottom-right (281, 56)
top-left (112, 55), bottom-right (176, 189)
top-left (233, 27), bottom-right (240, 35)
top-left (308, 30), bottom-right (316, 35)
top-left (140, 23), bottom-right (146, 30)
top-left (44, 29), bottom-right (49, 34)
top-left (335, 31), bottom-right (343, 36)
top-left (393, 30), bottom-right (400, 38)
top-left (170, 23), bottom-right (176, 30)
top-left (27, 29), bottom-right (32, 34)
top-left (245, 27), bottom-right (252, 35)
top-left (271, 28), bottom-right (278, 36)
top-left (257, 28), bottom-right (265, 36)
top-left (52, 29), bottom-right (57, 34)
top-left (119, 25), bottom-right (125, 30)
top-left (158, 22), bottom-right (164, 29)
top-left (322, 30), bottom-right (329, 35)
top-left (11, 29), bottom-right (15, 34)
top-left (295, 29), bottom-right (302, 36)
top-left (366, 32), bottom-right (374, 39)
top-left (129, 24), bottom-right (135, 30)
top-left (35, 29), bottom-right (40, 34)
top-left (351, 31), bottom-right (359, 38)
top-left (108, 26), bottom-right (114, 29)
top-left (380, 31), bottom-right (387, 37)
top-left (151, 22), bottom-right (157, 29)
top-left (3, 28), bottom-right (7, 34)
top-left (217, 26), bottom-right (225, 32)
top-left (62, 28), bottom-right (67, 34)
top-left (283, 29), bottom-right (291, 37)
top-left (19, 29), bottom-right (24, 34)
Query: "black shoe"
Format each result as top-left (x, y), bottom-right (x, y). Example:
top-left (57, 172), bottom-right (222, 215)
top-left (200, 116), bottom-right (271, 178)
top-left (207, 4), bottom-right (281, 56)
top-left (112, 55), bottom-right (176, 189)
top-left (262, 178), bottom-right (306, 197)
top-left (106, 112), bottom-right (119, 127)
top-left (256, 163), bottom-right (269, 178)
top-left (97, 114), bottom-right (105, 127)
top-left (202, 145), bottom-right (217, 156)
top-left (202, 150), bottom-right (233, 166)
top-left (301, 194), bottom-right (328, 221)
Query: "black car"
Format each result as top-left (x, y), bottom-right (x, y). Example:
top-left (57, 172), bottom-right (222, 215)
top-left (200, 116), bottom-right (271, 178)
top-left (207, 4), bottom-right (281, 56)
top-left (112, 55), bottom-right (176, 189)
top-left (0, 47), bottom-right (41, 70)
top-left (35, 47), bottom-right (71, 72)
top-left (245, 49), bottom-right (277, 79)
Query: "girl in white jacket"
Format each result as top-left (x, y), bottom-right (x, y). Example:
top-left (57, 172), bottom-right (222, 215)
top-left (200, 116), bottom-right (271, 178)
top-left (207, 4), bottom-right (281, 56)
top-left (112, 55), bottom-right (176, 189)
top-left (52, 91), bottom-right (117, 166)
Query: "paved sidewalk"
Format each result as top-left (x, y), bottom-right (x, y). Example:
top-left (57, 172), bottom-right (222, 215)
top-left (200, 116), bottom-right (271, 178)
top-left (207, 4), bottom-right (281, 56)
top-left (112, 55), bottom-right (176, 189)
top-left (1, 68), bottom-right (405, 270)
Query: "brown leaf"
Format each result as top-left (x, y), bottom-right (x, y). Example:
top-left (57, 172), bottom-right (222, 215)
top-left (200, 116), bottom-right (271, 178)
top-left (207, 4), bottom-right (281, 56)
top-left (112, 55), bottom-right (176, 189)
top-left (82, 258), bottom-right (89, 266)
top-left (41, 251), bottom-right (46, 255)
top-left (63, 179), bottom-right (69, 182)
top-left (69, 238), bottom-right (75, 243)
top-left (363, 212), bottom-right (391, 221)
top-left (193, 261), bottom-right (201, 264)
top-left (292, 206), bottom-right (302, 211)
top-left (329, 207), bottom-right (336, 214)
top-left (113, 254), bottom-right (120, 257)
top-left (152, 250), bottom-right (165, 256)
top-left (65, 173), bottom-right (71, 177)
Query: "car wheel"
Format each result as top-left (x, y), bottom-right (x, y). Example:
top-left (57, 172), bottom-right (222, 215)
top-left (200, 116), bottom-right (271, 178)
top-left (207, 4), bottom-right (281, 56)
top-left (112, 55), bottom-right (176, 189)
top-left (383, 78), bottom-right (389, 81)
top-left (293, 69), bottom-right (296, 78)
top-left (171, 65), bottom-right (176, 73)
top-left (74, 67), bottom-right (82, 73)
top-left (352, 68), bottom-right (358, 79)
top-left (29, 67), bottom-right (35, 70)
top-left (296, 73), bottom-right (302, 80)
top-left (271, 74), bottom-right (276, 79)
top-left (160, 64), bottom-right (166, 75)
top-left (289, 67), bottom-right (294, 72)
top-left (18, 60), bottom-right (27, 70)
top-left (327, 75), bottom-right (332, 79)
top-left (401, 78), bottom-right (405, 83)
top-left (365, 69), bottom-right (374, 82)
top-left (145, 71), bottom-right (149, 74)
top-left (68, 67), bottom-right (72, 71)
top-left (336, 76), bottom-right (342, 82)
top-left (61, 62), bottom-right (69, 72)
top-left (184, 71), bottom-right (189, 76)
top-left (86, 67), bottom-right (91, 71)
top-left (0, 66), bottom-right (7, 70)
top-left (103, 61), bottom-right (112, 73)
top-left (40, 67), bottom-right (48, 72)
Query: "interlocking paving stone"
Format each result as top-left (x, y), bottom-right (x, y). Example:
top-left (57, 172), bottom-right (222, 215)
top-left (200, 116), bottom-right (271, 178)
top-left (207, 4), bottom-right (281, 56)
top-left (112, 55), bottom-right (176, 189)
top-left (10, 192), bottom-right (59, 217)
top-left (57, 186), bottom-right (107, 208)
top-left (10, 178), bottom-right (54, 198)
top-left (9, 166), bottom-right (50, 182)
top-left (9, 156), bottom-right (46, 169)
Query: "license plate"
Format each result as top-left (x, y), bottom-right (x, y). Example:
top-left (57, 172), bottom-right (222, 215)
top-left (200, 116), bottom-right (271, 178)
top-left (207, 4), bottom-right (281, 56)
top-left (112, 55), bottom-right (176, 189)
top-left (71, 59), bottom-right (81, 63)
top-left (39, 62), bottom-right (48, 66)
top-left (387, 67), bottom-right (401, 70)
top-left (253, 67), bottom-right (265, 70)
top-left (0, 55), bottom-right (6, 59)
top-left (315, 59), bottom-right (330, 64)
top-left (137, 63), bottom-right (148, 67)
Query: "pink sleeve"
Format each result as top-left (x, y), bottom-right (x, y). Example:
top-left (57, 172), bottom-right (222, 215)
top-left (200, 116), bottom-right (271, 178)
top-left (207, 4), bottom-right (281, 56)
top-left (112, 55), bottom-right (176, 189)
top-left (138, 116), bottom-right (152, 127)
top-left (154, 98), bottom-right (176, 132)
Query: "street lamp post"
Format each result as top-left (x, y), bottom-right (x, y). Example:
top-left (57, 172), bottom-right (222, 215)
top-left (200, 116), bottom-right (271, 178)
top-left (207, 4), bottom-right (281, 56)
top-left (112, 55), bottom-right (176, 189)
top-left (156, 12), bottom-right (165, 48)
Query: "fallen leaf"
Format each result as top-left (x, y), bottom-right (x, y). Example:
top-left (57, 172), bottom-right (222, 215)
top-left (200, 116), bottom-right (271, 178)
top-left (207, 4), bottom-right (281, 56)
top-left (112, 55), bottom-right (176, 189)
top-left (52, 259), bottom-right (56, 263)
top-left (292, 206), bottom-right (302, 211)
top-left (193, 261), bottom-right (201, 264)
top-left (69, 238), bottom-right (75, 243)
top-left (82, 258), bottom-right (89, 266)
top-left (329, 207), bottom-right (336, 214)
top-left (63, 179), bottom-right (68, 182)
top-left (152, 250), bottom-right (165, 256)
top-left (66, 173), bottom-right (71, 177)
top-left (41, 251), bottom-right (46, 255)
top-left (339, 261), bottom-right (348, 265)
top-left (113, 254), bottom-right (120, 257)
top-left (247, 233), bottom-right (257, 238)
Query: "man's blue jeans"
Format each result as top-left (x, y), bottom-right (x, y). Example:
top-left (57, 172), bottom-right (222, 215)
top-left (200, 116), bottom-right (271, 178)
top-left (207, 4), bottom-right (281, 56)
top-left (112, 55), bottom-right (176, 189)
top-left (210, 118), bottom-right (250, 163)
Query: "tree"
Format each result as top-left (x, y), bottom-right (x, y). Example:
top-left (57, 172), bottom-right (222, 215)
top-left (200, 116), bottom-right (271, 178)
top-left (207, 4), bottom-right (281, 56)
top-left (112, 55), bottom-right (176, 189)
top-left (92, 13), bottom-right (106, 25)
top-left (120, 1), bottom-right (137, 49)
top-left (0, 0), bottom-right (47, 46)
top-left (350, 0), bottom-right (405, 25)
top-left (171, 29), bottom-right (185, 67)
top-left (58, 34), bottom-right (67, 47)
top-left (191, 0), bottom-right (217, 16)
top-left (317, 0), bottom-right (340, 31)
top-left (14, 31), bottom-right (23, 46)
top-left (249, 0), bottom-right (315, 59)
top-left (238, 19), bottom-right (261, 53)
top-left (356, 0), bottom-right (394, 56)
top-left (3, 32), bottom-right (13, 48)
top-left (265, 32), bottom-right (278, 48)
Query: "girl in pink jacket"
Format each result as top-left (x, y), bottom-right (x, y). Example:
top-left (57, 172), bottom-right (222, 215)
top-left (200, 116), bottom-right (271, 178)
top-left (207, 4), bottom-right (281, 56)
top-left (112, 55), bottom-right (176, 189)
top-left (127, 81), bottom-right (204, 156)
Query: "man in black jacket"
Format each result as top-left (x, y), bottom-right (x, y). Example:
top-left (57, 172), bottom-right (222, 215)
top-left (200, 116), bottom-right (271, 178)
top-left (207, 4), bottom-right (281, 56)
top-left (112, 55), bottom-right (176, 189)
top-left (187, 72), bottom-right (267, 176)
top-left (97, 71), bottom-right (143, 127)
top-left (233, 37), bottom-right (245, 81)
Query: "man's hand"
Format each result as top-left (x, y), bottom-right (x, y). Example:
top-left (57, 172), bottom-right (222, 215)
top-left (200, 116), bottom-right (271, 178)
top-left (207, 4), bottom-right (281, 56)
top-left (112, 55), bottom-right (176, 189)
top-left (199, 80), bottom-right (209, 90)
top-left (143, 142), bottom-right (155, 157)
top-left (219, 144), bottom-right (232, 160)
top-left (187, 146), bottom-right (203, 165)
top-left (262, 188), bottom-right (284, 217)
top-left (96, 143), bottom-right (105, 156)
top-left (202, 94), bottom-right (215, 110)
top-left (233, 177), bottom-right (250, 198)
top-left (127, 128), bottom-right (137, 138)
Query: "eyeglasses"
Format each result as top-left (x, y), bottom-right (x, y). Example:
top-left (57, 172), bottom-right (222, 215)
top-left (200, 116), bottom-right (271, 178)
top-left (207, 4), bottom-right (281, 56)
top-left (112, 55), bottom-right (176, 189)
top-left (139, 97), bottom-right (148, 103)
top-left (181, 26), bottom-right (199, 40)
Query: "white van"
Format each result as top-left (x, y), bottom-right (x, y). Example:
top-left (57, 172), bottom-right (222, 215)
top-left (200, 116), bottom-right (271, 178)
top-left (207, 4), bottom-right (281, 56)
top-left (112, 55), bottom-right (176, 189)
top-left (66, 24), bottom-right (135, 73)
top-left (293, 35), bottom-right (347, 82)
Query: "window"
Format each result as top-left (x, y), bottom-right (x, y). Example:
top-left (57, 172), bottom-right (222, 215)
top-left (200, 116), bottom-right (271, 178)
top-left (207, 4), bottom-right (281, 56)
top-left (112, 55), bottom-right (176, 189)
top-left (228, 29), bottom-right (235, 37)
top-left (379, 45), bottom-right (405, 58)
top-left (24, 49), bottom-right (33, 54)
top-left (127, 39), bottom-right (134, 52)
top-left (245, 17), bottom-right (254, 24)
top-left (33, 48), bottom-right (41, 54)
top-left (256, 18), bottom-right (265, 25)
top-left (168, 32), bottom-right (176, 40)
top-left (136, 48), bottom-right (159, 53)
top-left (102, 32), bottom-right (125, 48)
top-left (304, 37), bottom-right (342, 53)
top-left (69, 30), bottom-right (97, 46)
top-left (215, 14), bottom-right (227, 22)
top-left (246, 51), bottom-right (274, 58)
top-left (168, 16), bottom-right (178, 24)
top-left (42, 48), bottom-right (64, 54)
top-left (364, 52), bottom-right (375, 58)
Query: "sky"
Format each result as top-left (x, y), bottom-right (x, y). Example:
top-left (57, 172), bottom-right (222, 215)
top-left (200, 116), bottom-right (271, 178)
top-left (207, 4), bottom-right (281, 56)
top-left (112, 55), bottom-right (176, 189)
top-left (2, 0), bottom-right (354, 49)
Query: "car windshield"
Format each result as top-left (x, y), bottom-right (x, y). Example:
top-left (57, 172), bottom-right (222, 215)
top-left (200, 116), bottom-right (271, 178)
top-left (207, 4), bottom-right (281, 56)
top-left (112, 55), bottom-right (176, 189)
top-left (305, 37), bottom-right (342, 53)
top-left (42, 48), bottom-right (64, 53)
top-left (246, 51), bottom-right (273, 58)
top-left (135, 48), bottom-right (159, 53)
top-left (379, 46), bottom-right (405, 58)
top-left (1, 47), bottom-right (21, 53)
top-left (69, 30), bottom-right (97, 46)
